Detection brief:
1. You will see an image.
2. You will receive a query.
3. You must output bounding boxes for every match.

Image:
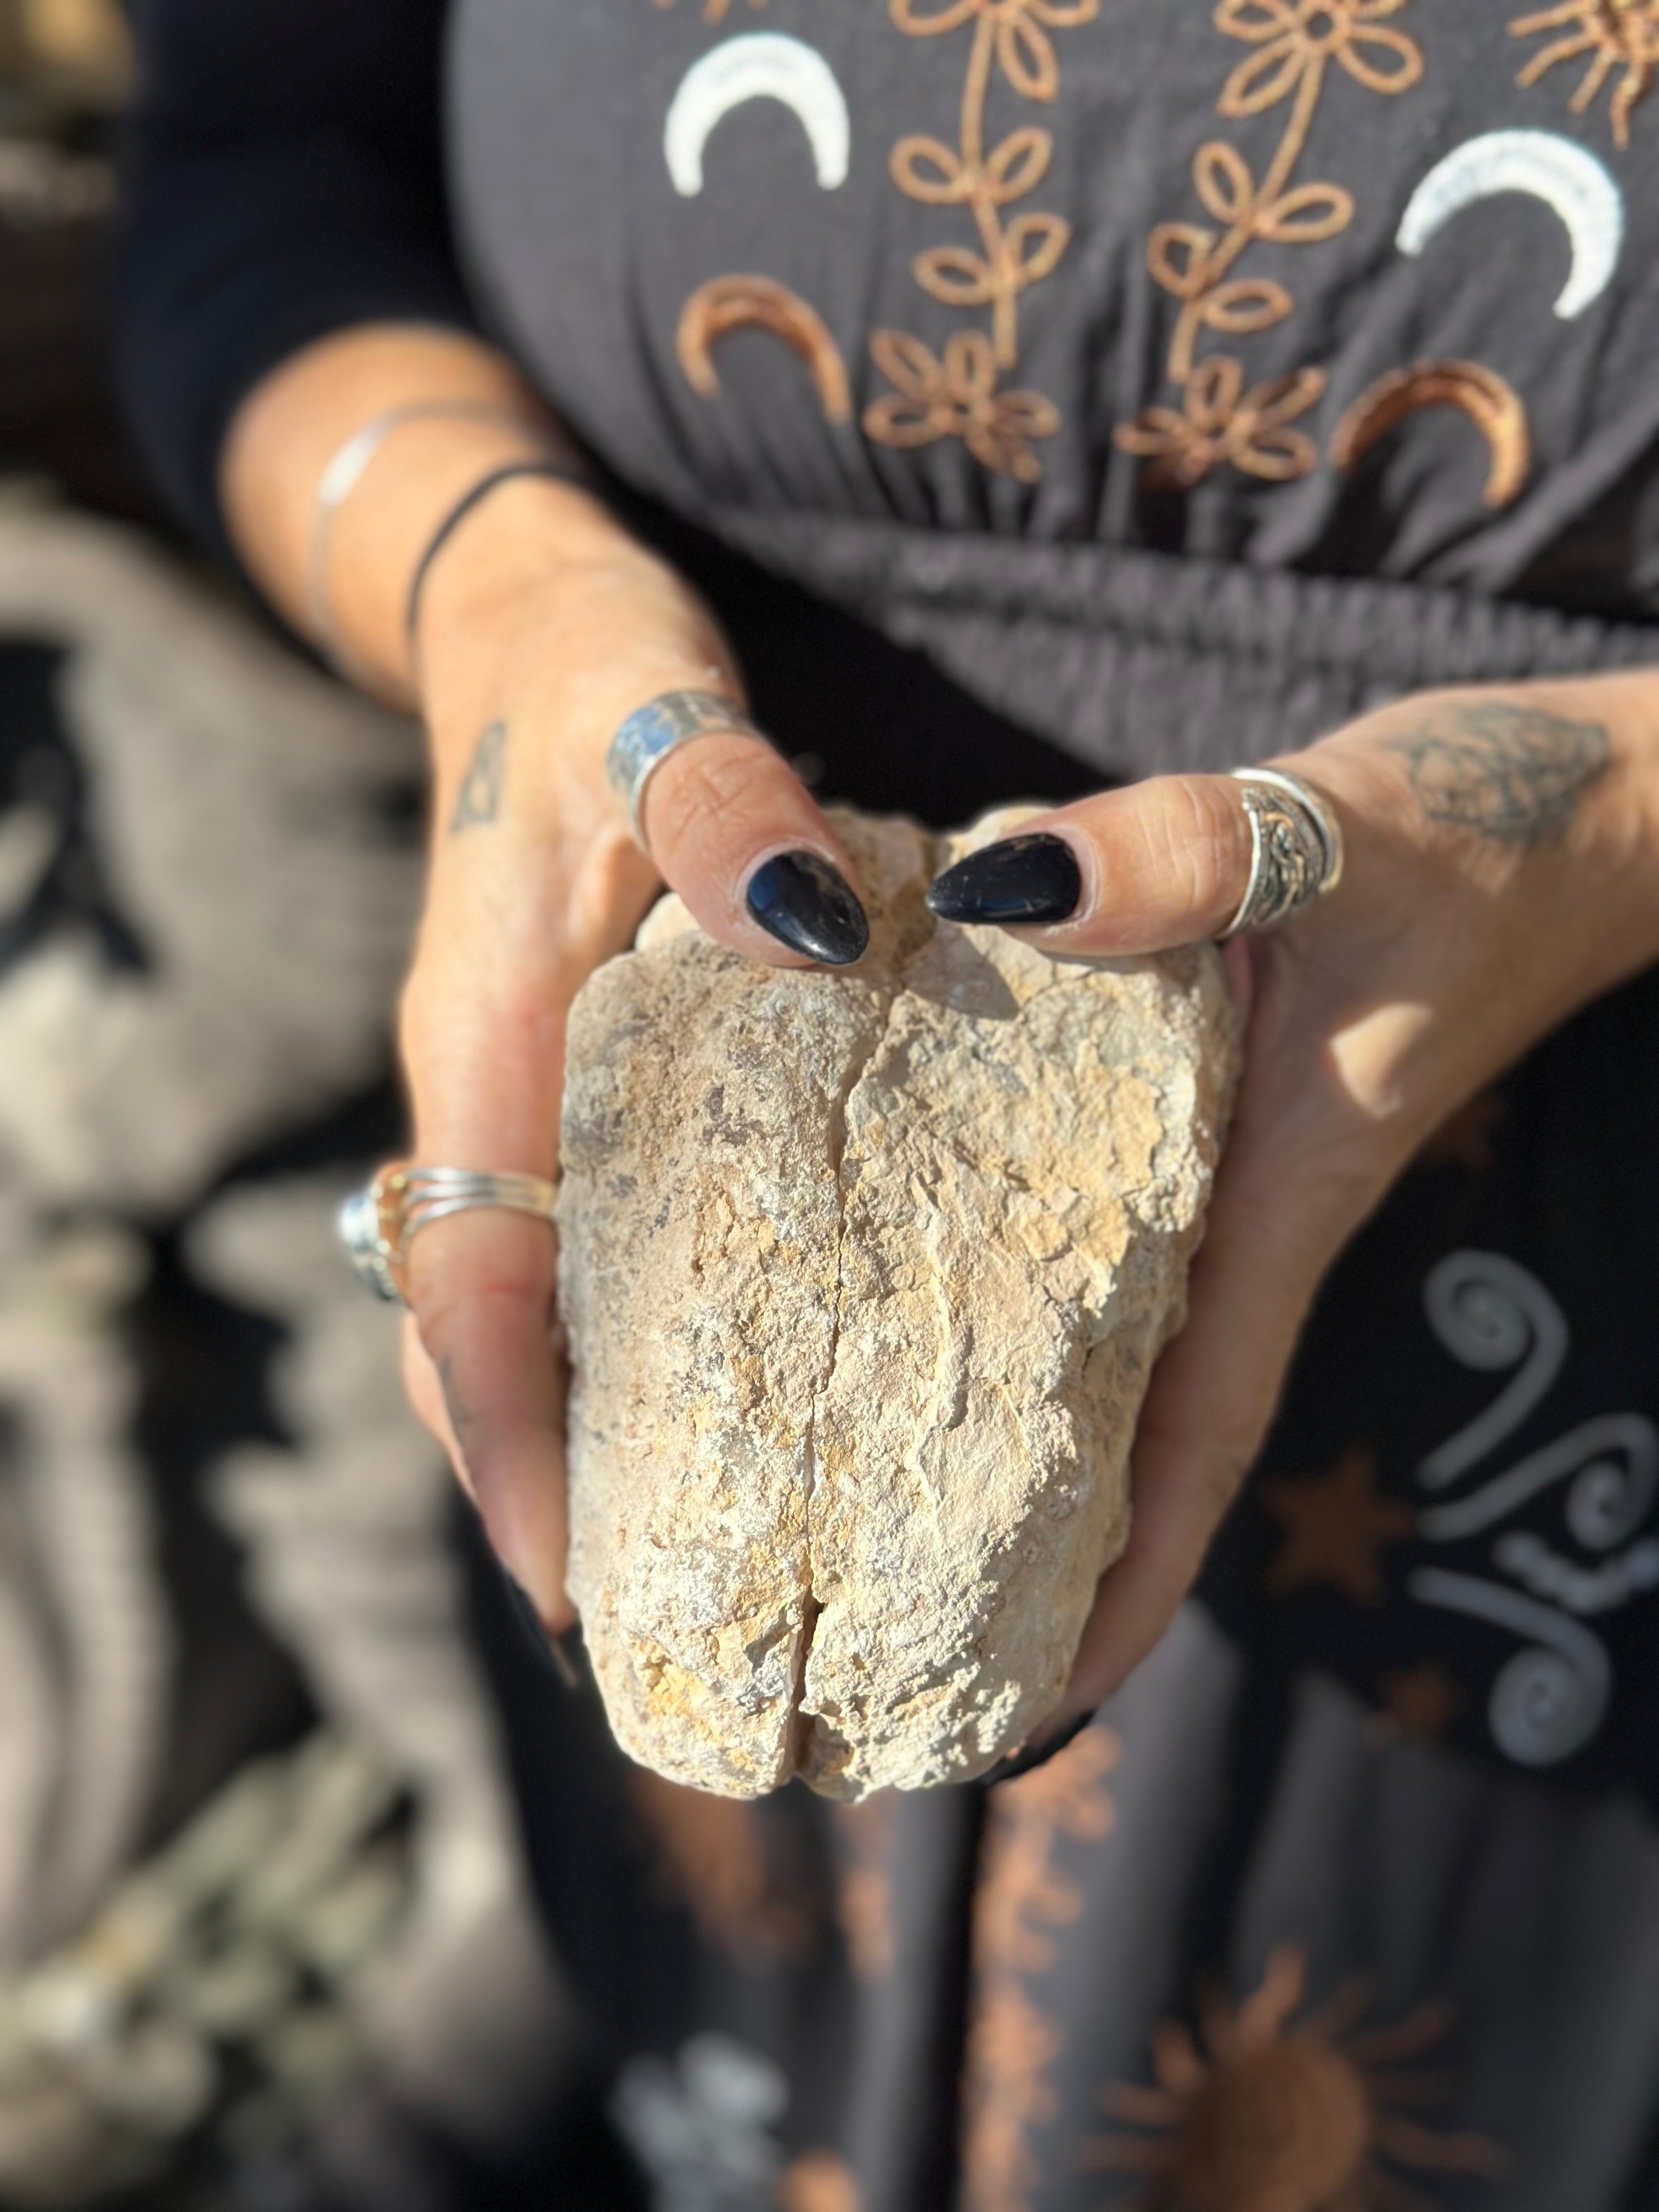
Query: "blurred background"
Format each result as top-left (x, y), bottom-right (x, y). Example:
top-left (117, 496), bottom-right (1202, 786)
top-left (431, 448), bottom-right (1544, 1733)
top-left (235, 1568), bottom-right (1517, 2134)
top-left (0, 10), bottom-right (614, 2206)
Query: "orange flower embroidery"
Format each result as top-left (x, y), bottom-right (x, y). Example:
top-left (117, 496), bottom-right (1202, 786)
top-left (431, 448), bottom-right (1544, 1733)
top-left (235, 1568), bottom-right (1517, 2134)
top-left (1116, 357), bottom-right (1327, 488)
top-left (1116, 0), bottom-right (1424, 492)
top-left (959, 1728), bottom-right (1120, 2212)
top-left (655, 0), bottom-right (769, 20)
top-left (1510, 0), bottom-right (1659, 146)
top-left (867, 0), bottom-right (1097, 483)
top-left (866, 330), bottom-right (1060, 483)
top-left (1216, 0), bottom-right (1423, 113)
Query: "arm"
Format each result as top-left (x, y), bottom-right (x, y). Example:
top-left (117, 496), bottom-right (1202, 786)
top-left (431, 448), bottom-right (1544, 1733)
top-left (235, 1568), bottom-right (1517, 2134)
top-left (115, 10), bottom-right (868, 1629)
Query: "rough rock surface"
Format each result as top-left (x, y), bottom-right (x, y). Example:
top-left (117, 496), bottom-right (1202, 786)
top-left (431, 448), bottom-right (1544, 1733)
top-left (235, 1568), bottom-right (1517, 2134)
top-left (558, 808), bottom-right (1241, 1800)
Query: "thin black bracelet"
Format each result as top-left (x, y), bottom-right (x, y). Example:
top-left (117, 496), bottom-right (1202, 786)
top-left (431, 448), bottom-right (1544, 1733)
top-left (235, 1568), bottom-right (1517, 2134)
top-left (403, 458), bottom-right (595, 654)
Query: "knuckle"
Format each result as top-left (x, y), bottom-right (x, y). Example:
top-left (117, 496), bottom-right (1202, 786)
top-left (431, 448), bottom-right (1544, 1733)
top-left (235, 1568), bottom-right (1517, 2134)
top-left (647, 738), bottom-right (798, 861)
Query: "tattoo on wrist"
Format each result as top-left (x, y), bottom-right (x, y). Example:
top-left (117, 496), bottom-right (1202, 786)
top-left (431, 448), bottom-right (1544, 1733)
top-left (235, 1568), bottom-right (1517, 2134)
top-left (450, 720), bottom-right (507, 833)
top-left (1384, 701), bottom-right (1610, 847)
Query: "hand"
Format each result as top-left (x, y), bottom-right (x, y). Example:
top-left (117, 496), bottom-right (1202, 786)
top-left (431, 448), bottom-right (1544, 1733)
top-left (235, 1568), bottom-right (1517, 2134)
top-left (397, 484), bottom-right (868, 1628)
top-left (929, 677), bottom-right (1659, 1723)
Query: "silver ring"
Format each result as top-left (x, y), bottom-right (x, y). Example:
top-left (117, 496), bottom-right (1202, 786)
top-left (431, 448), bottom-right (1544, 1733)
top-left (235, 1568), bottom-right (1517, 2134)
top-left (606, 689), bottom-right (771, 844)
top-left (1221, 766), bottom-right (1345, 938)
top-left (338, 1163), bottom-right (558, 1305)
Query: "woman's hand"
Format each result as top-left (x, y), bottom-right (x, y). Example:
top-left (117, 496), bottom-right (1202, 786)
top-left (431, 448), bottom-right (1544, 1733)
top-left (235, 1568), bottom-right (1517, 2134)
top-left (397, 481), bottom-right (867, 1628)
top-left (929, 675), bottom-right (1659, 1722)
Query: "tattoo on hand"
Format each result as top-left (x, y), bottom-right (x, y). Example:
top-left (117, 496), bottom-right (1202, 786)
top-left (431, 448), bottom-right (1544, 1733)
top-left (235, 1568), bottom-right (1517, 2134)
top-left (1385, 702), bottom-right (1610, 847)
top-left (450, 720), bottom-right (507, 833)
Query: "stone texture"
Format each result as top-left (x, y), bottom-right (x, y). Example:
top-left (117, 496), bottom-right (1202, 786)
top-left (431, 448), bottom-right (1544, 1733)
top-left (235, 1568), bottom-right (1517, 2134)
top-left (558, 808), bottom-right (1241, 1799)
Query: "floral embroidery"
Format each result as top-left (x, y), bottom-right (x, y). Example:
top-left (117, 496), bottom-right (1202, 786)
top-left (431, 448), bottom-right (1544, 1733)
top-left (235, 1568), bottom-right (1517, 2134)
top-left (959, 1726), bottom-right (1119, 2212)
top-left (1116, 0), bottom-right (1424, 492)
top-left (1510, 1), bottom-right (1659, 148)
top-left (865, 329), bottom-right (1060, 481)
top-left (865, 0), bottom-right (1099, 485)
top-left (657, 0), bottom-right (770, 21)
top-left (1085, 1945), bottom-right (1506, 2208)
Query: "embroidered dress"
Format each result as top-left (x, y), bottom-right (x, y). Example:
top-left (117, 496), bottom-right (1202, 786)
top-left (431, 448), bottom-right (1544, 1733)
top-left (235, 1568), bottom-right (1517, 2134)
top-left (114, 4), bottom-right (1659, 2207)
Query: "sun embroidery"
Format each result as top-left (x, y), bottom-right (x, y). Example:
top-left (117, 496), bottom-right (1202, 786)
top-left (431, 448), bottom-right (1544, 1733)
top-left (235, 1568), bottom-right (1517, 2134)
top-left (866, 0), bottom-right (1099, 485)
top-left (1510, 1), bottom-right (1659, 147)
top-left (1084, 1945), bottom-right (1505, 2212)
top-left (1116, 0), bottom-right (1424, 492)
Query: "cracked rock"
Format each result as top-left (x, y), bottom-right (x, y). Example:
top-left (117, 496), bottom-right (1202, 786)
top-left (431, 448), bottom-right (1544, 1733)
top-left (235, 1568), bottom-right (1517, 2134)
top-left (557, 808), bottom-right (1241, 1799)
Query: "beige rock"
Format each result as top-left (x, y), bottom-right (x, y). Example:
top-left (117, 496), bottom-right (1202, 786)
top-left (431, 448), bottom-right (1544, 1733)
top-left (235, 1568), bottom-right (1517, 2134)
top-left (558, 808), bottom-right (1240, 1799)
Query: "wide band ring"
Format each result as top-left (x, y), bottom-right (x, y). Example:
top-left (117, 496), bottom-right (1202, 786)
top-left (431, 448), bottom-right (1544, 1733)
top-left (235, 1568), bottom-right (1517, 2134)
top-left (338, 1164), bottom-right (558, 1305)
top-left (606, 689), bottom-right (771, 845)
top-left (1220, 767), bottom-right (1345, 938)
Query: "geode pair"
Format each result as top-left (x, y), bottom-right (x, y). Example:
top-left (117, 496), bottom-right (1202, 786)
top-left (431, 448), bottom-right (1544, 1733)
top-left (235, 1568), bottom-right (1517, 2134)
top-left (557, 808), bottom-right (1239, 1801)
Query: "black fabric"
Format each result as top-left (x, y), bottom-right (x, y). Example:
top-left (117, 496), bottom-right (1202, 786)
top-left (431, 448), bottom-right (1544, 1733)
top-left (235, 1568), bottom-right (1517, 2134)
top-left (112, 0), bottom-right (472, 560)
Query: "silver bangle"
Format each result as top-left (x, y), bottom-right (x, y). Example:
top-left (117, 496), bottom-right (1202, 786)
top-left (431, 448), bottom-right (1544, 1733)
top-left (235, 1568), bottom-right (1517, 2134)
top-left (606, 689), bottom-right (771, 845)
top-left (1221, 766), bottom-right (1345, 937)
top-left (306, 400), bottom-right (549, 677)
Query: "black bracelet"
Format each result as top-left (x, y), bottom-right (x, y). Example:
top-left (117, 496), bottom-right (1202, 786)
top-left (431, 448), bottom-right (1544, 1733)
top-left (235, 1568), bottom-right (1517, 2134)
top-left (403, 458), bottom-right (595, 653)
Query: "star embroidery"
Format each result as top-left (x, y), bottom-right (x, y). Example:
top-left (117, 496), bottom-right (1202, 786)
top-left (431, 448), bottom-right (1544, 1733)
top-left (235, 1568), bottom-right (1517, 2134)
top-left (1417, 1090), bottom-right (1505, 1172)
top-left (1261, 1446), bottom-right (1415, 1607)
top-left (1370, 1662), bottom-right (1465, 1743)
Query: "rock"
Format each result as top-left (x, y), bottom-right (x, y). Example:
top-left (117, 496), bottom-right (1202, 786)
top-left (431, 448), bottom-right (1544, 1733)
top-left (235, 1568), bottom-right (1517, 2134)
top-left (558, 808), bottom-right (1241, 1800)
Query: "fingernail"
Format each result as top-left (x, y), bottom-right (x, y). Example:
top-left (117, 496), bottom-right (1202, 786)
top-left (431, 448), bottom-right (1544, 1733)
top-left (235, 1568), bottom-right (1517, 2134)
top-left (927, 833), bottom-right (1083, 927)
top-left (980, 1708), bottom-right (1096, 1788)
top-left (501, 1566), bottom-right (581, 1688)
top-left (745, 851), bottom-right (870, 966)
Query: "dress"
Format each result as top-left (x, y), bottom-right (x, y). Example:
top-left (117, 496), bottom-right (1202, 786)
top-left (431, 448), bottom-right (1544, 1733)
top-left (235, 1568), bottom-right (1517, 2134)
top-left (116, 7), bottom-right (1659, 2206)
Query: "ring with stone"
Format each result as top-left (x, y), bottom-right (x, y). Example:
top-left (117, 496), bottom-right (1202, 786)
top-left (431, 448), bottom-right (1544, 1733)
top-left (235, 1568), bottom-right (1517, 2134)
top-left (606, 689), bottom-right (772, 845)
top-left (1220, 766), bottom-right (1345, 938)
top-left (337, 1163), bottom-right (559, 1305)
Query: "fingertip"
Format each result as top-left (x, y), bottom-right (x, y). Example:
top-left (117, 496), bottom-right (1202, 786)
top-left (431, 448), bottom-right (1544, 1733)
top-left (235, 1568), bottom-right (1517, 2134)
top-left (744, 848), bottom-right (870, 966)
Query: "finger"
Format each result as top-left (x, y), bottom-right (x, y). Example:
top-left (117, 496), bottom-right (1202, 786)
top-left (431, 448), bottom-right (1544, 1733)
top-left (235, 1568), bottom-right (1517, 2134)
top-left (395, 854), bottom-right (610, 1636)
top-left (1054, 1122), bottom-right (1379, 1720)
top-left (405, 1213), bottom-right (575, 1634)
top-left (926, 772), bottom-right (1263, 954)
top-left (639, 727), bottom-right (870, 968)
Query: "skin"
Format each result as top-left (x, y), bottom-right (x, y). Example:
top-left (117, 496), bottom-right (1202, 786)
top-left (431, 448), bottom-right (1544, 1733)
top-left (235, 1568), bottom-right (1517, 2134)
top-left (225, 322), bottom-right (1659, 1720)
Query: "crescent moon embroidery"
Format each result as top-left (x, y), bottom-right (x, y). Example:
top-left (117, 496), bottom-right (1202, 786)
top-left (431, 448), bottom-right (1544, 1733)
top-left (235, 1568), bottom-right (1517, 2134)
top-left (676, 274), bottom-right (853, 424)
top-left (1395, 128), bottom-right (1623, 319)
top-left (1332, 360), bottom-right (1532, 509)
top-left (664, 34), bottom-right (851, 196)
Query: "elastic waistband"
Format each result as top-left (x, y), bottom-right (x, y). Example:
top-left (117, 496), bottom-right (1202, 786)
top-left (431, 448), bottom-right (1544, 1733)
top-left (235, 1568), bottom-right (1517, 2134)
top-left (712, 509), bottom-right (1659, 781)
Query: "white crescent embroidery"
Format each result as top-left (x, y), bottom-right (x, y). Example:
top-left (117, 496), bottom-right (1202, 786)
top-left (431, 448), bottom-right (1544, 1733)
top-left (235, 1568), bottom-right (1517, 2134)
top-left (1396, 128), bottom-right (1624, 320)
top-left (664, 35), bottom-right (851, 197)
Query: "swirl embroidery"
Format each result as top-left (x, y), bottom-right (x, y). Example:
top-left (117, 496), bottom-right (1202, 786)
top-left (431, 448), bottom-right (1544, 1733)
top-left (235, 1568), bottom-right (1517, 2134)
top-left (865, 0), bottom-right (1099, 485)
top-left (1116, 0), bottom-right (1424, 492)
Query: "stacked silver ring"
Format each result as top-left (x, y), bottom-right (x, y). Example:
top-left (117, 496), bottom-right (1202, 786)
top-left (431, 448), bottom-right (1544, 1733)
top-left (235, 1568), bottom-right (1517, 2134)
top-left (1221, 766), bottom-right (1345, 938)
top-left (606, 688), bottom-right (771, 842)
top-left (338, 1164), bottom-right (558, 1305)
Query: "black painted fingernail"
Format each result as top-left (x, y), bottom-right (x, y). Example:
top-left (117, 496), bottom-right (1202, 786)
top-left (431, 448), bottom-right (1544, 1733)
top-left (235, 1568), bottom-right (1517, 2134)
top-left (746, 851), bottom-right (870, 966)
top-left (927, 833), bottom-right (1083, 927)
top-left (501, 1567), bottom-right (580, 1688)
top-left (980, 1707), bottom-right (1096, 1789)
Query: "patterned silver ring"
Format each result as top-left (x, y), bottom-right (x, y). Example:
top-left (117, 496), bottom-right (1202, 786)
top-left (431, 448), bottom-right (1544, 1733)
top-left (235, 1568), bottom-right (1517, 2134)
top-left (337, 1164), bottom-right (558, 1305)
top-left (606, 688), bottom-right (772, 845)
top-left (1220, 766), bottom-right (1345, 938)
